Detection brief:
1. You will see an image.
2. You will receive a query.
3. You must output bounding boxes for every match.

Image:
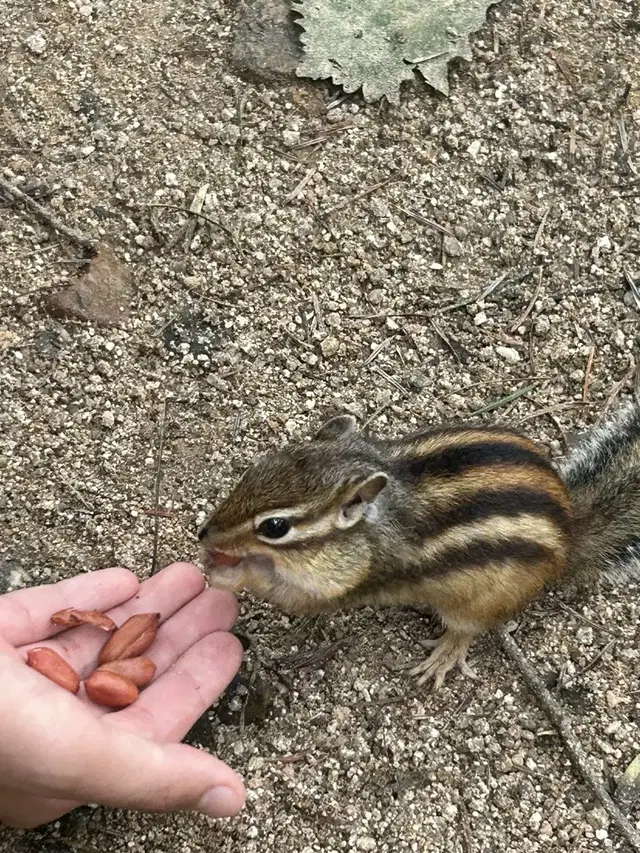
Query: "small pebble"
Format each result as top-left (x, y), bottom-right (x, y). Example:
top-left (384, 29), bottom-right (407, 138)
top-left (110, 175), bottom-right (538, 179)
top-left (101, 410), bottom-right (115, 429)
top-left (282, 130), bottom-right (300, 147)
top-left (443, 235), bottom-right (464, 257)
top-left (576, 626), bottom-right (594, 646)
top-left (320, 336), bottom-right (340, 358)
top-left (495, 346), bottom-right (521, 364)
top-left (24, 30), bottom-right (47, 54)
top-left (467, 139), bottom-right (482, 157)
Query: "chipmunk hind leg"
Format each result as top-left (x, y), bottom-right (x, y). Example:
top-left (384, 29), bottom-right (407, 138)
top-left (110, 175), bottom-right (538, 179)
top-left (411, 560), bottom-right (554, 689)
top-left (410, 627), bottom-right (479, 690)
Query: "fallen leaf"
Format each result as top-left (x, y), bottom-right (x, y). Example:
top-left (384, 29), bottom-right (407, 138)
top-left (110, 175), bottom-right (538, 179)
top-left (294, 0), bottom-right (497, 103)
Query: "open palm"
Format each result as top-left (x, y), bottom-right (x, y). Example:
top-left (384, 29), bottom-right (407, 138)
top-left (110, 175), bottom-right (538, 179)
top-left (0, 562), bottom-right (245, 828)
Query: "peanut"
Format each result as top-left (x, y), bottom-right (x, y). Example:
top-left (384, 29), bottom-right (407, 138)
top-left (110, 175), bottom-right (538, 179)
top-left (96, 656), bottom-right (156, 688)
top-left (27, 647), bottom-right (80, 694)
top-left (51, 608), bottom-right (116, 632)
top-left (85, 670), bottom-right (139, 708)
top-left (98, 612), bottom-right (160, 664)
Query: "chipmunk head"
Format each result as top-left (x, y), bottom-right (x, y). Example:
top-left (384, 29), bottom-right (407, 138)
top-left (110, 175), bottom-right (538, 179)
top-left (198, 415), bottom-right (389, 614)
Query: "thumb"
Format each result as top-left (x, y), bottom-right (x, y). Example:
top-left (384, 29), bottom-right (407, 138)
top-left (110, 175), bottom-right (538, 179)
top-left (68, 725), bottom-right (245, 817)
top-left (0, 650), bottom-right (245, 819)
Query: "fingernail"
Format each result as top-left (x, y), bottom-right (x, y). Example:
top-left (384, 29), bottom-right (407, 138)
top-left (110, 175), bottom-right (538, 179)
top-left (197, 786), bottom-right (241, 818)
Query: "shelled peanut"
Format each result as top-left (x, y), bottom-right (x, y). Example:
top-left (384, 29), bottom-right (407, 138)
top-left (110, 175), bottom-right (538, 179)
top-left (26, 609), bottom-right (160, 709)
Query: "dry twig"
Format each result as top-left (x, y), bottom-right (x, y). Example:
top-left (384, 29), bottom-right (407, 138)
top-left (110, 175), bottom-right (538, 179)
top-left (582, 346), bottom-right (596, 402)
top-left (150, 397), bottom-right (168, 576)
top-left (497, 626), bottom-right (640, 853)
top-left (285, 167), bottom-right (317, 203)
top-left (533, 207), bottom-right (550, 253)
top-left (467, 384), bottom-right (538, 417)
top-left (290, 123), bottom-right (356, 150)
top-left (131, 202), bottom-right (236, 243)
top-left (324, 177), bottom-right (396, 215)
top-left (517, 400), bottom-right (583, 425)
top-left (0, 175), bottom-right (97, 251)
top-left (362, 335), bottom-right (396, 367)
top-left (510, 268), bottom-right (543, 333)
top-left (600, 355), bottom-right (637, 420)
top-left (392, 204), bottom-right (454, 237)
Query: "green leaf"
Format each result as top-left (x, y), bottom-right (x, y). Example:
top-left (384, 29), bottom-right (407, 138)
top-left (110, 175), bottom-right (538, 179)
top-left (293, 0), bottom-right (497, 103)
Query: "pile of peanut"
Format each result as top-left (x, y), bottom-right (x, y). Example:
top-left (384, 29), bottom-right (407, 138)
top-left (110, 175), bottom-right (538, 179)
top-left (26, 609), bottom-right (161, 708)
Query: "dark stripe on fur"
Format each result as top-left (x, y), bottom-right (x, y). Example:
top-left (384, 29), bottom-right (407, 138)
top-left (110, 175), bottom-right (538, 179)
top-left (419, 487), bottom-right (572, 538)
top-left (393, 441), bottom-right (552, 482)
top-left (352, 538), bottom-right (556, 598)
top-left (425, 536), bottom-right (554, 577)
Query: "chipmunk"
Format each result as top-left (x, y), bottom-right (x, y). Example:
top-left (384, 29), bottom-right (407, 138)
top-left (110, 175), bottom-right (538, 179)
top-left (199, 398), bottom-right (640, 688)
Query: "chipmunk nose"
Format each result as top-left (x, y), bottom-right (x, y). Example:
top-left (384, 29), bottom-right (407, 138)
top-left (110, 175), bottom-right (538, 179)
top-left (197, 522), bottom-right (209, 541)
top-left (198, 519), bottom-right (221, 541)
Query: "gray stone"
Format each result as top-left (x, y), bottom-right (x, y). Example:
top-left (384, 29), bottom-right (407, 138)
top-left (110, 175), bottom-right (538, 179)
top-left (231, 0), bottom-right (302, 82)
top-left (46, 244), bottom-right (132, 326)
top-left (443, 234), bottom-right (464, 257)
top-left (320, 336), bottom-right (340, 358)
top-left (0, 557), bottom-right (25, 594)
top-left (495, 345), bottom-right (521, 364)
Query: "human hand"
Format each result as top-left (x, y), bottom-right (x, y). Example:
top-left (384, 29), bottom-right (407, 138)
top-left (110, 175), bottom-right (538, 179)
top-left (0, 562), bottom-right (245, 828)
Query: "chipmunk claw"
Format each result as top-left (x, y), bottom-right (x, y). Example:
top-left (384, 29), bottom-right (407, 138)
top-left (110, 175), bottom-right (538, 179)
top-left (410, 630), bottom-right (476, 689)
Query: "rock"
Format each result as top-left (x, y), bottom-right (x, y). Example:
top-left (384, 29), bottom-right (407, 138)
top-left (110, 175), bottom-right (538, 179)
top-left (101, 410), bottom-right (115, 429)
top-left (25, 29), bottom-right (47, 55)
top-left (320, 336), bottom-right (340, 358)
top-left (356, 838), bottom-right (377, 851)
top-left (612, 328), bottom-right (626, 349)
top-left (467, 139), bottom-right (482, 158)
top-left (443, 235), bottom-right (464, 257)
top-left (408, 372), bottom-right (428, 392)
top-left (576, 626), bottom-right (594, 645)
top-left (529, 811), bottom-right (542, 831)
top-left (0, 330), bottom-right (21, 350)
top-left (0, 557), bottom-right (25, 594)
top-left (214, 673), bottom-right (275, 726)
top-left (46, 245), bottom-right (132, 326)
top-left (216, 123), bottom-right (241, 146)
top-left (495, 345), bottom-right (521, 364)
top-left (282, 129), bottom-right (300, 147)
top-left (231, 0), bottom-right (301, 82)
top-left (534, 316), bottom-right (550, 336)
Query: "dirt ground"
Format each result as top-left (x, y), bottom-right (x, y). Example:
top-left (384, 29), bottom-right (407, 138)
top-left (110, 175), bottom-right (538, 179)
top-left (1, 0), bottom-right (639, 850)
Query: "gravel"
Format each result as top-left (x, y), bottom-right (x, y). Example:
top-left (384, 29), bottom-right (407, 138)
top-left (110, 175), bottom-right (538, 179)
top-left (0, 0), bottom-right (639, 850)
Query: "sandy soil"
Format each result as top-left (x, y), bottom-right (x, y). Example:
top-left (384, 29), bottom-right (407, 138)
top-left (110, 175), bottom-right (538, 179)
top-left (1, 0), bottom-right (639, 850)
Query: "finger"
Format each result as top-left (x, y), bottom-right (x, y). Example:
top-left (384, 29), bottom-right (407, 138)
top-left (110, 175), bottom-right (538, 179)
top-left (19, 563), bottom-right (207, 677)
top-left (142, 588), bottom-right (238, 680)
top-left (0, 568), bottom-right (139, 647)
top-left (110, 632), bottom-right (243, 742)
top-left (0, 787), bottom-right (78, 829)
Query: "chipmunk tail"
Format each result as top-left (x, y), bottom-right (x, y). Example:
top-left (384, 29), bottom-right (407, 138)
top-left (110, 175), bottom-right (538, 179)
top-left (557, 395), bottom-right (640, 585)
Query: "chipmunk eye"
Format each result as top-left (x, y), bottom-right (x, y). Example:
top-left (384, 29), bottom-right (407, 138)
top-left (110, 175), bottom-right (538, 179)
top-left (257, 517), bottom-right (291, 540)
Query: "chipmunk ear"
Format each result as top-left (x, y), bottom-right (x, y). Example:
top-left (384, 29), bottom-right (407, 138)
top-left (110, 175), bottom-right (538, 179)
top-left (314, 414), bottom-right (357, 442)
top-left (335, 472), bottom-right (388, 530)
